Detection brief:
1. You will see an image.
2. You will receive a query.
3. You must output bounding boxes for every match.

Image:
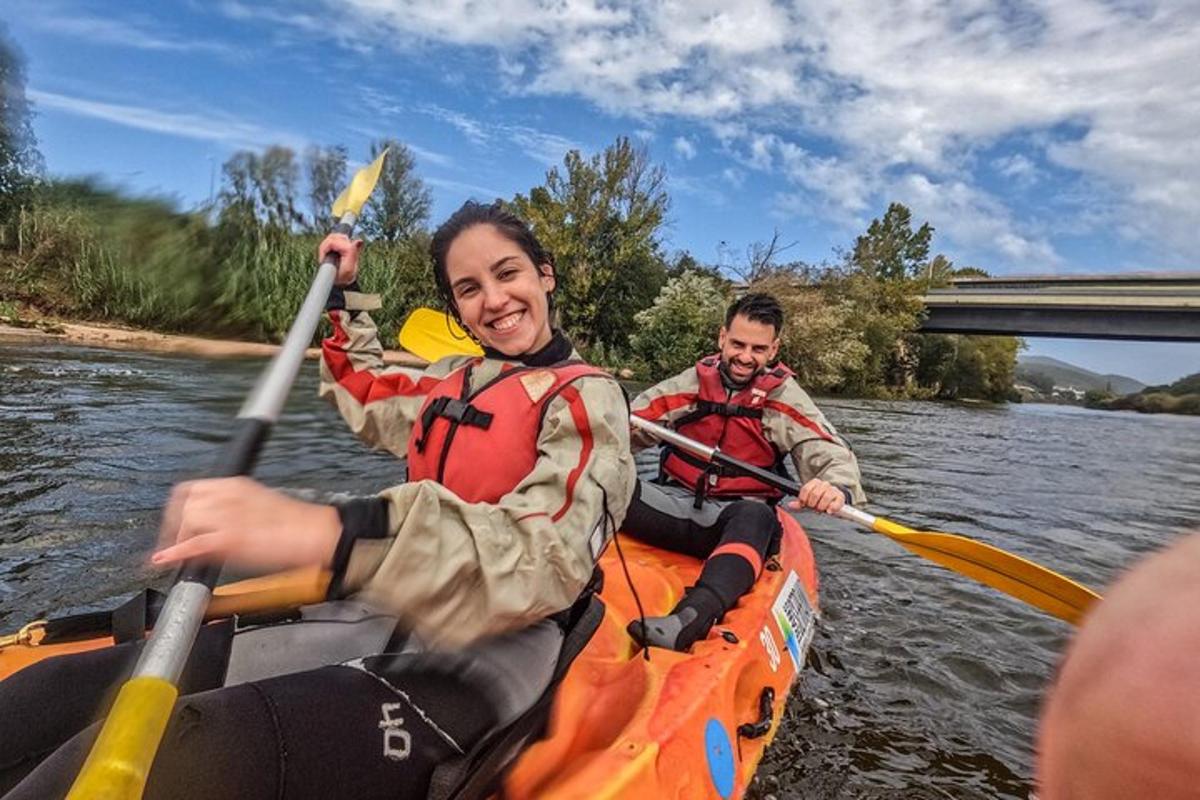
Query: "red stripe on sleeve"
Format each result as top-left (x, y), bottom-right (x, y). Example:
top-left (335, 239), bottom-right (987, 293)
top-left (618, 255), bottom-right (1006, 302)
top-left (551, 384), bottom-right (594, 523)
top-left (632, 392), bottom-right (698, 421)
top-left (763, 399), bottom-right (835, 442)
top-left (322, 313), bottom-right (440, 405)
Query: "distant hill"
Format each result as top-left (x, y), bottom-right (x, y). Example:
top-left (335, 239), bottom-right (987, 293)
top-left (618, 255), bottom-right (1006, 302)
top-left (1017, 355), bottom-right (1145, 395)
top-left (1148, 371), bottom-right (1200, 396)
top-left (1094, 371), bottom-right (1200, 415)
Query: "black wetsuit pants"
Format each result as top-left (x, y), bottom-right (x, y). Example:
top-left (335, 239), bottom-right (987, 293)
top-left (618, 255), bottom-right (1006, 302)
top-left (0, 624), bottom-right (496, 800)
top-left (622, 480), bottom-right (782, 611)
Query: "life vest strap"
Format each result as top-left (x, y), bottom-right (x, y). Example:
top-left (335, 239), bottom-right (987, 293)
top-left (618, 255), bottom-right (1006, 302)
top-left (416, 396), bottom-right (494, 453)
top-left (673, 399), bottom-right (763, 430)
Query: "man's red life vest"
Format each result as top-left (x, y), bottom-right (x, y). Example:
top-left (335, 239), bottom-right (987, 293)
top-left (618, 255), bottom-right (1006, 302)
top-left (662, 355), bottom-right (793, 500)
top-left (407, 359), bottom-right (612, 503)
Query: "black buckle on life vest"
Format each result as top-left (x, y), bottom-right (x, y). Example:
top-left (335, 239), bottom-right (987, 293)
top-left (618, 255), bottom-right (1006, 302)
top-left (674, 400), bottom-right (763, 430)
top-left (416, 397), bottom-right (494, 453)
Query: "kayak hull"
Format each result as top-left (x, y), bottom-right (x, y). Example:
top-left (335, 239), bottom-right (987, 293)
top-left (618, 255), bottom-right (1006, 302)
top-left (0, 513), bottom-right (818, 800)
top-left (506, 509), bottom-right (818, 799)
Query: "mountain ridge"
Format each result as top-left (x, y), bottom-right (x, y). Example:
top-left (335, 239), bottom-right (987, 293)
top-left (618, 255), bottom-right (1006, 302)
top-left (1016, 355), bottom-right (1145, 396)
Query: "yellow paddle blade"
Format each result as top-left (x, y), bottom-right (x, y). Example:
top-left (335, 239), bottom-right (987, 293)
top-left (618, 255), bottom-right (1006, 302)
top-left (331, 148), bottom-right (389, 220)
top-left (398, 307), bottom-right (483, 361)
top-left (66, 676), bottom-right (178, 800)
top-left (871, 517), bottom-right (1101, 625)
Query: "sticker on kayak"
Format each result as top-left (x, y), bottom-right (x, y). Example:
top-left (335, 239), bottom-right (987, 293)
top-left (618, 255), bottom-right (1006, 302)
top-left (704, 718), bottom-right (736, 799)
top-left (771, 570), bottom-right (815, 672)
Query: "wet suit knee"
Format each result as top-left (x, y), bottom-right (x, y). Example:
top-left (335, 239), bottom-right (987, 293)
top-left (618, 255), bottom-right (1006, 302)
top-left (699, 501), bottom-right (781, 608)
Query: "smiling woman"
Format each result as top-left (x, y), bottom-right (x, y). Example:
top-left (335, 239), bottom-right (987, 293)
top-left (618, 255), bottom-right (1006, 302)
top-left (431, 201), bottom-right (558, 356)
top-left (0, 200), bottom-right (636, 799)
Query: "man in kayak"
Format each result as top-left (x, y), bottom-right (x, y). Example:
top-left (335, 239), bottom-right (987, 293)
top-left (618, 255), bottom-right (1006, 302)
top-left (626, 292), bottom-right (865, 651)
top-left (1037, 532), bottom-right (1200, 800)
top-left (0, 201), bottom-right (635, 799)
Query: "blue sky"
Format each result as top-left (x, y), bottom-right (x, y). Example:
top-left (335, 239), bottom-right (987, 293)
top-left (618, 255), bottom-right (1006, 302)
top-left (8, 0), bottom-right (1200, 384)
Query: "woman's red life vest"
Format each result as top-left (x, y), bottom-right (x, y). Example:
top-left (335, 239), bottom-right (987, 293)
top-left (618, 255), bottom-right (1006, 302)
top-left (407, 359), bottom-right (612, 503)
top-left (662, 355), bottom-right (793, 500)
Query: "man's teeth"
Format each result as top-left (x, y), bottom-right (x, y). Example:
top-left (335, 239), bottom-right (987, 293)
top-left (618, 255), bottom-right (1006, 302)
top-left (491, 311), bottom-right (523, 331)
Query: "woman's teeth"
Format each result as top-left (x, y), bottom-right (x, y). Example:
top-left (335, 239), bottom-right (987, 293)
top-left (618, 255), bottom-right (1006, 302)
top-left (490, 311), bottom-right (524, 332)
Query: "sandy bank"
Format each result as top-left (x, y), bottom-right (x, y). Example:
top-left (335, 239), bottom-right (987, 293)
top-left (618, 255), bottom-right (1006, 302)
top-left (0, 319), bottom-right (425, 366)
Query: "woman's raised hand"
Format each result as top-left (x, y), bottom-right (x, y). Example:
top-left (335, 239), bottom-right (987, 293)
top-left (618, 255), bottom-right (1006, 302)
top-left (318, 233), bottom-right (364, 286)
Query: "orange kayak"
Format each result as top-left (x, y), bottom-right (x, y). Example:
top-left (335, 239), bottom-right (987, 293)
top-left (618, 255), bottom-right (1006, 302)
top-left (0, 510), bottom-right (818, 799)
top-left (507, 508), bottom-right (817, 799)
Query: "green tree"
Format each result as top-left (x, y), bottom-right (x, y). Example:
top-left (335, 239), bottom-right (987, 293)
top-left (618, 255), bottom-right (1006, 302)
top-left (629, 271), bottom-right (730, 379)
top-left (819, 264), bottom-right (924, 395)
top-left (753, 273), bottom-right (870, 392)
top-left (851, 202), bottom-right (933, 281)
top-left (1024, 370), bottom-right (1055, 394)
top-left (256, 146), bottom-right (302, 233)
top-left (359, 140), bottom-right (431, 242)
top-left (0, 24), bottom-right (43, 230)
top-left (216, 146), bottom-right (303, 237)
top-left (513, 136), bottom-right (670, 353)
top-left (305, 144), bottom-right (347, 232)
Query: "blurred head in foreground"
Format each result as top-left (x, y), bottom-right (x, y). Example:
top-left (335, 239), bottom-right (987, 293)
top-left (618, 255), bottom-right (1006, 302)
top-left (1037, 533), bottom-right (1200, 800)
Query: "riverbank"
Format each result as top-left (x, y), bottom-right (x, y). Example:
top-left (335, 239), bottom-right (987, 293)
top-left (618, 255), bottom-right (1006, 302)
top-left (0, 315), bottom-right (425, 366)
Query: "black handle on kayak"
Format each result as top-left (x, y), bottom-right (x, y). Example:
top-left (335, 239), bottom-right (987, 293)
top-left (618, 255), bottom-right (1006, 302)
top-left (737, 686), bottom-right (776, 740)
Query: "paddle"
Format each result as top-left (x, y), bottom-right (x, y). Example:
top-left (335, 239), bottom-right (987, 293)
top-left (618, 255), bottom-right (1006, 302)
top-left (397, 307), bottom-right (1102, 626)
top-left (67, 150), bottom-right (389, 800)
top-left (631, 416), bottom-right (1101, 625)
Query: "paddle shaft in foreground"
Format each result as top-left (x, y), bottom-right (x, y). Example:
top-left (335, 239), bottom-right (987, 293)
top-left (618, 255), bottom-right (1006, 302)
top-left (67, 150), bottom-right (390, 800)
top-left (630, 416), bottom-right (1101, 625)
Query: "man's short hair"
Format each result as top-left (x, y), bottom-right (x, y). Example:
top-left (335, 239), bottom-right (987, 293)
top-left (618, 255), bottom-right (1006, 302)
top-left (725, 293), bottom-right (784, 335)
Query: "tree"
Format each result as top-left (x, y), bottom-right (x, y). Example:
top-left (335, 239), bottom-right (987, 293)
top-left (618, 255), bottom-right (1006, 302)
top-left (513, 136), bottom-right (670, 353)
top-left (753, 273), bottom-right (870, 392)
top-left (851, 202), bottom-right (933, 281)
top-left (255, 146), bottom-right (302, 233)
top-left (1024, 371), bottom-right (1056, 395)
top-left (305, 144), bottom-right (347, 232)
top-left (359, 140), bottom-right (431, 242)
top-left (216, 146), bottom-right (303, 236)
top-left (722, 230), bottom-right (800, 285)
top-left (0, 24), bottom-right (43, 229)
top-left (629, 271), bottom-right (730, 378)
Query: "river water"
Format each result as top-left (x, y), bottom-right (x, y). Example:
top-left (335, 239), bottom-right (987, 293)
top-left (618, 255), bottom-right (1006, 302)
top-left (2, 341), bottom-right (1199, 798)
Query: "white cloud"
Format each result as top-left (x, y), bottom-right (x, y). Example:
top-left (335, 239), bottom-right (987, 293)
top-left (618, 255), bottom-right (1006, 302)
top-left (245, 0), bottom-right (1200, 267)
top-left (414, 103), bottom-right (581, 166)
top-left (993, 154), bottom-right (1039, 186)
top-left (415, 104), bottom-right (490, 146)
top-left (426, 176), bottom-right (506, 199)
top-left (28, 90), bottom-right (305, 151)
top-left (28, 5), bottom-right (237, 56)
top-left (673, 136), bottom-right (697, 160)
top-left (668, 174), bottom-right (726, 206)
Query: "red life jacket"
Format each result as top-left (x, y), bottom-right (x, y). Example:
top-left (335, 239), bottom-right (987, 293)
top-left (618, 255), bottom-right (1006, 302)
top-left (662, 355), bottom-right (793, 501)
top-left (407, 359), bottom-right (612, 503)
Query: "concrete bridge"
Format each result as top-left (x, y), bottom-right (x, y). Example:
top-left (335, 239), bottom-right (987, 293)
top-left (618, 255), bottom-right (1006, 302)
top-left (919, 273), bottom-right (1200, 341)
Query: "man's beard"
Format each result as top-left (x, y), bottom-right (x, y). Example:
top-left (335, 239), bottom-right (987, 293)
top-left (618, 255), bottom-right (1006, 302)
top-left (718, 358), bottom-right (760, 389)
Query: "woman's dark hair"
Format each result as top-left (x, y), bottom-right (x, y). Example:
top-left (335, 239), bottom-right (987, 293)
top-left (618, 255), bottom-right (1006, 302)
top-left (430, 200), bottom-right (556, 326)
top-left (725, 292), bottom-right (784, 334)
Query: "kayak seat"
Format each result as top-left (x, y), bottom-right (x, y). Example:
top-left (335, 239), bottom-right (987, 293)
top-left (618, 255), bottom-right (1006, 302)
top-left (426, 591), bottom-right (607, 800)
